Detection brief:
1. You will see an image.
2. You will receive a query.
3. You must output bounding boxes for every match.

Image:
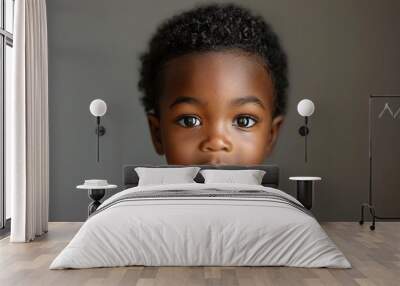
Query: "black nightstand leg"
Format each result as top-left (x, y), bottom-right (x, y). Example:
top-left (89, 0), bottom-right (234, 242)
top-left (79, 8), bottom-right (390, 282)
top-left (88, 189), bottom-right (105, 216)
top-left (297, 181), bottom-right (313, 210)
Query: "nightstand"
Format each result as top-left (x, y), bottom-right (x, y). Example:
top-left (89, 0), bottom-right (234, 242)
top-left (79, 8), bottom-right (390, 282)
top-left (289, 177), bottom-right (322, 210)
top-left (76, 180), bottom-right (117, 217)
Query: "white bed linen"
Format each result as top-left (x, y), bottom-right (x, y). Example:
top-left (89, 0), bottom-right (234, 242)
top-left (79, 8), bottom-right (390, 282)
top-left (50, 183), bottom-right (351, 269)
top-left (200, 169), bottom-right (265, 185)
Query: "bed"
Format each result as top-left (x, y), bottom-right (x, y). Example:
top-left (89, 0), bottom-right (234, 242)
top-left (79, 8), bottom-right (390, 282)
top-left (49, 165), bottom-right (351, 269)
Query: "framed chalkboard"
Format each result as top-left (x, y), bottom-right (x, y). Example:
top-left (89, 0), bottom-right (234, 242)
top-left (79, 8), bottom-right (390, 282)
top-left (360, 95), bottom-right (400, 230)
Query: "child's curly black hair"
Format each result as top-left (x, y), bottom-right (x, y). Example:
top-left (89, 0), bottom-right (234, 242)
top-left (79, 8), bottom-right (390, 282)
top-left (138, 3), bottom-right (288, 117)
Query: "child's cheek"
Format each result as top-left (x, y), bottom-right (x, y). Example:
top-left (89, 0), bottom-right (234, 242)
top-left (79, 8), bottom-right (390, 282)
top-left (233, 128), bottom-right (271, 162)
top-left (164, 142), bottom-right (202, 165)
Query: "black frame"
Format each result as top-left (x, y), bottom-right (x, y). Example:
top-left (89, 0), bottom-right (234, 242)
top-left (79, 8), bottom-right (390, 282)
top-left (359, 95), bottom-right (400, 230)
top-left (0, 0), bottom-right (14, 230)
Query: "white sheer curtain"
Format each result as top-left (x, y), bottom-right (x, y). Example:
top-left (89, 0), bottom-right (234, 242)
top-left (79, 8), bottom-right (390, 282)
top-left (7, 0), bottom-right (49, 242)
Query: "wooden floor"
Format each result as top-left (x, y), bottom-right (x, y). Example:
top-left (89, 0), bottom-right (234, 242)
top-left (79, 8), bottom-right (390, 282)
top-left (0, 222), bottom-right (399, 286)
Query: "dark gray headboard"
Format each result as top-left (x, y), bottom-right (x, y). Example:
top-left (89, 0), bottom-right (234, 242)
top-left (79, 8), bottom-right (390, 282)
top-left (122, 164), bottom-right (279, 189)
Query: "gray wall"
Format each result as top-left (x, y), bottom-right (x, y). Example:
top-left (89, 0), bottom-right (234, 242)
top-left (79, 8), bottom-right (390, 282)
top-left (47, 0), bottom-right (400, 222)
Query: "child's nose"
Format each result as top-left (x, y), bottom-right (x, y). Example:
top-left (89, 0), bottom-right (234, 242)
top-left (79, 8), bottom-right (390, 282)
top-left (199, 128), bottom-right (233, 152)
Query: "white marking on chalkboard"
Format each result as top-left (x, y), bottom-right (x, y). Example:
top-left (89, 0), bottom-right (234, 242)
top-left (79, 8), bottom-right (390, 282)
top-left (378, 103), bottom-right (400, 119)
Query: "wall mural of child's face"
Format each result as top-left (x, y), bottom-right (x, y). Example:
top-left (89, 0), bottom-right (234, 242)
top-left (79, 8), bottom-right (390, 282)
top-left (147, 51), bottom-right (284, 165)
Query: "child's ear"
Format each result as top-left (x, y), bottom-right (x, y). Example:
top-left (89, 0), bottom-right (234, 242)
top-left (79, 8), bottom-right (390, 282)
top-left (147, 114), bottom-right (164, 155)
top-left (268, 115), bottom-right (284, 149)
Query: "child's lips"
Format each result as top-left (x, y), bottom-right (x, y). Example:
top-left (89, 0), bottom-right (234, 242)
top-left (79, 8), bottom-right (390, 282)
top-left (201, 158), bottom-right (227, 165)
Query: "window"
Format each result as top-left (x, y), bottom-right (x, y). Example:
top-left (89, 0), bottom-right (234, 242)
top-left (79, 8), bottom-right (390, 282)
top-left (1, 0), bottom-right (14, 230)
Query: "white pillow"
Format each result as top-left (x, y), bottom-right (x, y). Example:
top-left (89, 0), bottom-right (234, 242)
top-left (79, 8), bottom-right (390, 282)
top-left (135, 167), bottom-right (201, 186)
top-left (200, 169), bottom-right (266, 185)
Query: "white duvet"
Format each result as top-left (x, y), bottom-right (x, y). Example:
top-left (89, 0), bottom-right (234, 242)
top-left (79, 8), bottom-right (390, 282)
top-left (50, 183), bottom-right (351, 269)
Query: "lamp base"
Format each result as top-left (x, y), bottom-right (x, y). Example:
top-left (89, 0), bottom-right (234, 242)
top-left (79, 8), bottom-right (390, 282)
top-left (299, 126), bottom-right (309, 136)
top-left (95, 126), bottom-right (106, 136)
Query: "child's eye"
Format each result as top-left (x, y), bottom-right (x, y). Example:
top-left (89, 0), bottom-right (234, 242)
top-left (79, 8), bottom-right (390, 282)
top-left (233, 115), bottom-right (258, 128)
top-left (176, 115), bottom-right (201, 128)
